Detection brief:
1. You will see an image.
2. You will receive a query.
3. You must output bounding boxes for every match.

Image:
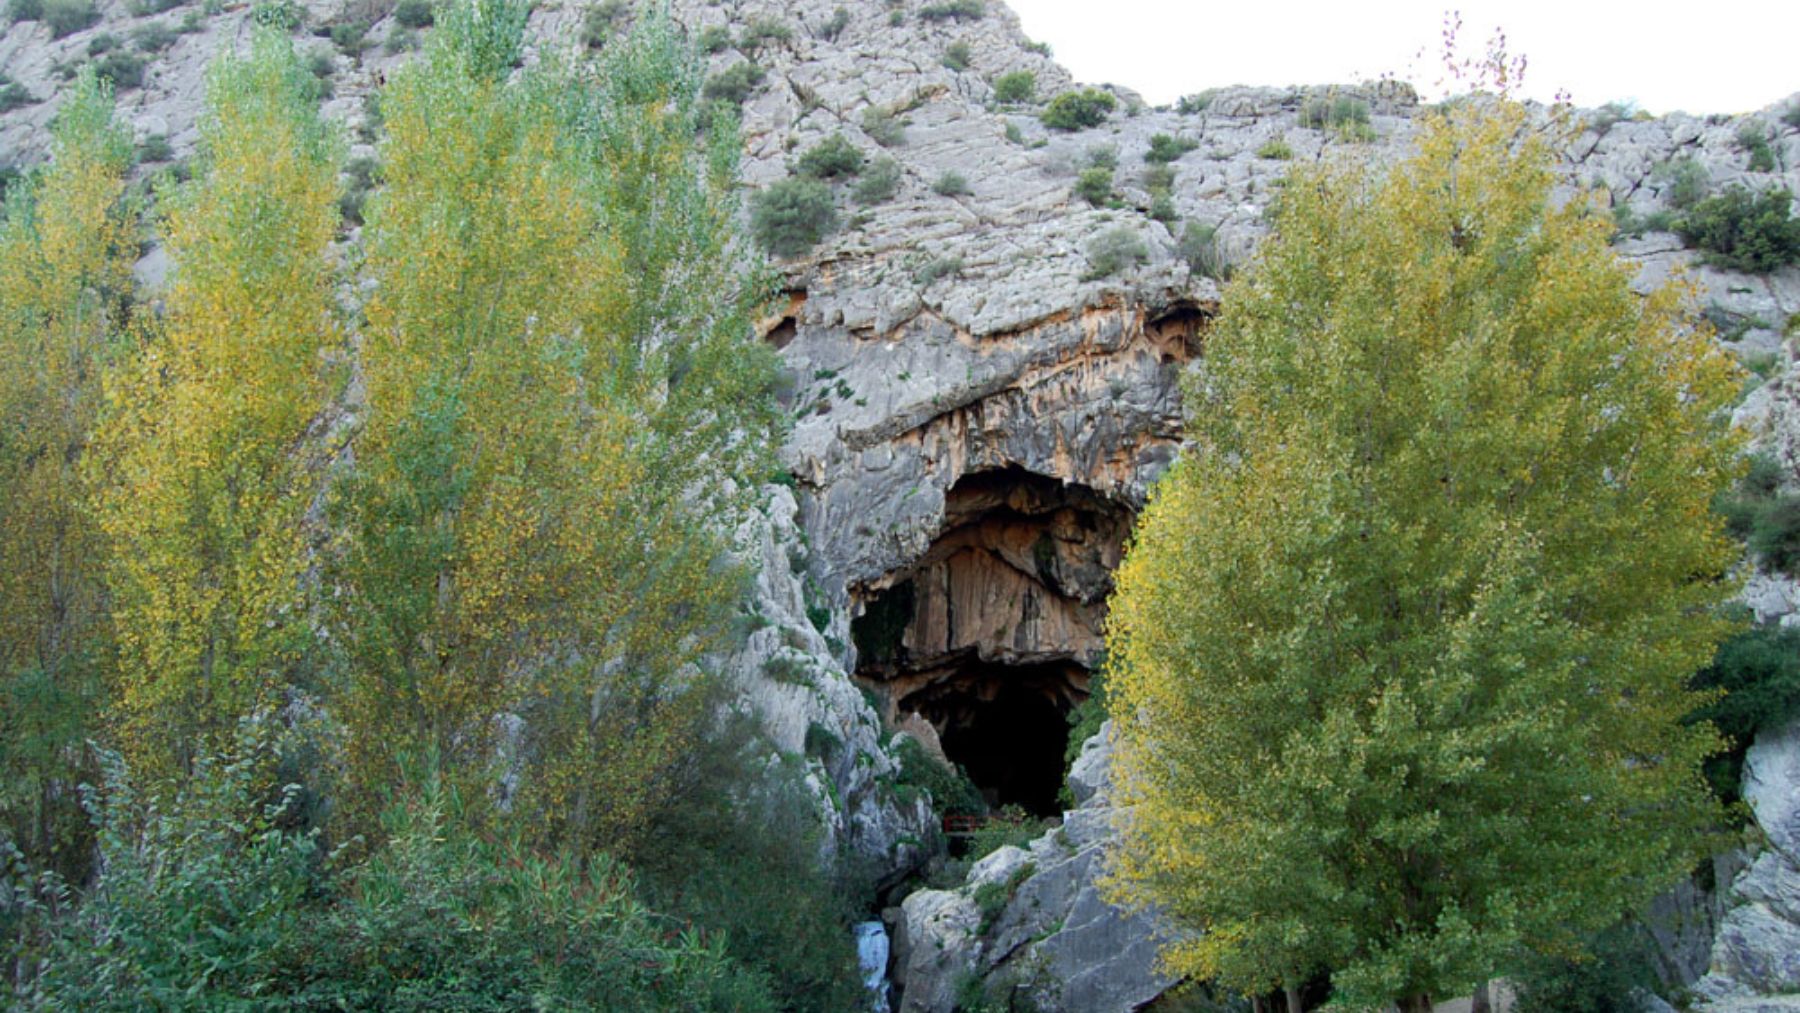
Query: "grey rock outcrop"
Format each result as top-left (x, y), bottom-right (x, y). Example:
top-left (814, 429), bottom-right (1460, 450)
top-left (890, 722), bottom-right (1180, 1012)
top-left (1696, 716), bottom-right (1800, 1006)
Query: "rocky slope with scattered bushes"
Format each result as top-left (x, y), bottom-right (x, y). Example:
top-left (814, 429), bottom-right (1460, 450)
top-left (4, 0), bottom-right (1800, 1008)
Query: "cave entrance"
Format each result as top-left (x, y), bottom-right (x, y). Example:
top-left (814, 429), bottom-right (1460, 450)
top-left (852, 468), bottom-right (1130, 818)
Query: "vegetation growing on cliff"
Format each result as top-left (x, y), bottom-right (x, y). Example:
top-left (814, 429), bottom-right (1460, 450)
top-left (1105, 90), bottom-right (1742, 1011)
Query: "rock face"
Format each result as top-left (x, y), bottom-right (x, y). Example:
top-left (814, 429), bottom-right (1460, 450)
top-left (1696, 716), bottom-right (1800, 1007)
top-left (890, 722), bottom-right (1179, 1012)
top-left (6, 0), bottom-right (1800, 1005)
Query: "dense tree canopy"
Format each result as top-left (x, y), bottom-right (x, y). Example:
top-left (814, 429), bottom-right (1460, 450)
top-left (1104, 97), bottom-right (1743, 1010)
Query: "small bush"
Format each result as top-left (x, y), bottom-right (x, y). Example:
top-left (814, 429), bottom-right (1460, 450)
top-left (853, 155), bottom-right (901, 204)
top-left (94, 51), bottom-right (146, 90)
top-left (383, 26), bottom-right (416, 53)
top-left (1176, 91), bottom-right (1212, 115)
top-left (580, 1), bottom-right (629, 49)
top-left (250, 0), bottom-right (301, 30)
top-left (86, 30), bottom-right (116, 53)
top-left (861, 105), bottom-right (905, 146)
top-left (696, 23), bottom-right (731, 54)
top-left (1142, 163), bottom-right (1175, 192)
top-left (796, 134), bottom-right (863, 180)
top-left (1510, 920), bottom-right (1668, 1013)
top-left (1784, 104), bottom-right (1800, 130)
top-left (136, 133), bottom-right (173, 163)
top-left (0, 80), bottom-right (35, 113)
top-left (1084, 144), bottom-right (1117, 170)
top-left (914, 255), bottom-right (962, 286)
top-left (1689, 622), bottom-right (1800, 803)
top-left (338, 155), bottom-right (378, 227)
top-left (177, 10), bottom-right (203, 32)
top-left (918, 0), bottom-right (983, 20)
top-left (932, 170), bottom-right (970, 197)
top-left (393, 0), bottom-right (431, 27)
top-left (330, 19), bottom-right (369, 55)
top-left (1145, 133), bottom-right (1198, 164)
top-left (941, 40), bottom-right (971, 72)
top-left (1654, 156), bottom-right (1710, 211)
top-left (1040, 88), bottom-right (1115, 131)
top-left (133, 21), bottom-right (177, 52)
top-left (1256, 137), bottom-right (1293, 160)
top-left (7, 0), bottom-right (44, 22)
top-left (1083, 225), bottom-right (1147, 279)
top-left (305, 47), bottom-right (334, 78)
top-left (1003, 121), bottom-right (1023, 145)
top-left (1299, 94), bottom-right (1370, 130)
top-left (1737, 121), bottom-right (1777, 173)
top-left (42, 0), bottom-right (97, 38)
top-left (1179, 221), bottom-right (1230, 280)
top-left (893, 735), bottom-right (985, 816)
top-left (1074, 166), bottom-right (1112, 206)
top-left (991, 69), bottom-right (1033, 104)
top-left (703, 62), bottom-right (764, 106)
top-left (1149, 193), bottom-right (1177, 224)
top-left (751, 177), bottom-right (837, 257)
top-left (739, 15), bottom-right (791, 50)
top-left (128, 0), bottom-right (181, 13)
top-left (1675, 186), bottom-right (1800, 273)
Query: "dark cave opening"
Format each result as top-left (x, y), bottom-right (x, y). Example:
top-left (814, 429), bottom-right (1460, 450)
top-left (852, 467), bottom-right (1130, 819)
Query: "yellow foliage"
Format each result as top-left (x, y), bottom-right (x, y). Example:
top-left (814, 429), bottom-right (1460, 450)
top-left (87, 31), bottom-right (341, 782)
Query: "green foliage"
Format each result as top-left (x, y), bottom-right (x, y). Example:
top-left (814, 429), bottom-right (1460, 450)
top-left (819, 6), bottom-right (848, 41)
top-left (1145, 132), bottom-right (1199, 164)
top-left (861, 104), bottom-right (906, 146)
top-left (1179, 220), bottom-right (1230, 280)
top-left (1653, 156), bottom-right (1709, 211)
top-left (1737, 121), bottom-right (1777, 173)
top-left (696, 22), bottom-right (730, 53)
top-left (1082, 224), bottom-right (1145, 278)
top-left (93, 51), bottom-right (146, 90)
top-left (1783, 104), bottom-right (1800, 130)
top-left (1689, 622), bottom-right (1800, 803)
top-left (914, 254), bottom-right (962, 286)
top-left (918, 0), bottom-right (983, 20)
top-left (738, 15), bottom-right (791, 50)
top-left (1508, 920), bottom-right (1666, 1013)
top-left (336, 4), bottom-right (782, 857)
top-left (751, 176), bottom-right (837, 256)
top-left (1063, 669), bottom-right (1107, 772)
top-left (41, 0), bottom-right (96, 38)
top-left (1299, 93), bottom-right (1370, 131)
top-left (854, 154), bottom-right (901, 204)
top-left (991, 69), bottom-right (1034, 104)
top-left (249, 0), bottom-right (302, 31)
top-left (85, 30), bottom-right (114, 53)
top-left (1040, 88), bottom-right (1115, 131)
top-left (132, 21), bottom-right (175, 52)
top-left (1142, 163), bottom-right (1175, 192)
top-left (393, 0), bottom-right (432, 27)
top-left (1176, 91), bottom-right (1212, 115)
top-left (0, 79), bottom-right (34, 112)
top-left (702, 60), bottom-right (764, 106)
top-left (329, 19), bottom-right (369, 55)
top-left (134, 131), bottom-right (172, 162)
top-left (933, 169), bottom-right (970, 196)
top-left (581, 0), bottom-right (629, 49)
top-left (942, 40), bottom-right (971, 72)
top-left (6, 0), bottom-right (44, 23)
top-left (894, 735), bottom-right (985, 816)
top-left (1255, 137), bottom-right (1292, 160)
top-left (1676, 186), bottom-right (1800, 273)
top-left (1074, 165), bottom-right (1112, 206)
top-left (796, 133), bottom-right (863, 179)
top-left (0, 68), bottom-right (135, 881)
top-left (1107, 98), bottom-right (1741, 1008)
top-left (337, 153), bottom-right (377, 225)
top-left (1084, 143), bottom-right (1118, 169)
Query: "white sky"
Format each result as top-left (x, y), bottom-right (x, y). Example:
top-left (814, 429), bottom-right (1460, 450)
top-left (1005, 1), bottom-right (1800, 117)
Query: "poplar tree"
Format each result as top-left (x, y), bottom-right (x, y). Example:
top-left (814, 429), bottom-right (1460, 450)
top-left (88, 30), bottom-right (340, 782)
top-left (1104, 97), bottom-right (1743, 1010)
top-left (0, 69), bottom-right (135, 873)
top-left (332, 0), bottom-right (781, 854)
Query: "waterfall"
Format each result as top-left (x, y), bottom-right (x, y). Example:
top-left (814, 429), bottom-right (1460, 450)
top-left (854, 920), bottom-right (891, 1013)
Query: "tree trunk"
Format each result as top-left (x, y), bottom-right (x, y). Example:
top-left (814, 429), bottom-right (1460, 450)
top-left (1402, 993), bottom-right (1433, 1013)
top-left (1252, 995), bottom-right (1265, 1013)
top-left (1471, 981), bottom-right (1492, 1013)
top-left (1285, 985), bottom-right (1303, 1013)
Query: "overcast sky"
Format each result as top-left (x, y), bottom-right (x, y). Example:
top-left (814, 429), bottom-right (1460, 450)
top-left (1005, 1), bottom-right (1800, 116)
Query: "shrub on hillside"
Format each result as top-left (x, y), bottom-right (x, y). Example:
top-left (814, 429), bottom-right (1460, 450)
top-left (702, 61), bottom-right (764, 106)
top-left (751, 177), bottom-right (837, 257)
top-left (393, 0), bottom-right (432, 28)
top-left (94, 51), bottom-right (145, 90)
top-left (1083, 224), bottom-right (1146, 278)
top-left (918, 0), bottom-right (982, 21)
top-left (1074, 165), bottom-right (1112, 206)
top-left (932, 170), bottom-right (970, 196)
top-left (1256, 137), bottom-right (1292, 160)
top-left (1040, 88), bottom-right (1115, 131)
top-left (1299, 94), bottom-right (1370, 130)
top-left (861, 105), bottom-right (905, 146)
top-left (795, 133), bottom-right (862, 179)
top-left (0, 79), bottom-right (34, 112)
top-left (1145, 132), bottom-right (1198, 164)
top-left (6, 0), bottom-right (44, 23)
top-left (1675, 186), bottom-right (1800, 273)
top-left (1653, 156), bottom-right (1710, 211)
top-left (894, 735), bottom-right (985, 816)
top-left (853, 155), bottom-right (901, 204)
top-left (1688, 622), bottom-right (1800, 803)
top-left (941, 40), bottom-right (971, 72)
top-left (1179, 221), bottom-right (1230, 280)
top-left (991, 69), bottom-right (1033, 104)
top-left (42, 0), bottom-right (96, 38)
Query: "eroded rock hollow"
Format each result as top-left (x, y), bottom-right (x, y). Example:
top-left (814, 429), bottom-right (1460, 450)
top-left (852, 467), bottom-right (1130, 815)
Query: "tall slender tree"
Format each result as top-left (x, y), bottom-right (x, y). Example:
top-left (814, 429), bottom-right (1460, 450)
top-left (1104, 96), bottom-right (1743, 1010)
top-left (0, 69), bottom-right (135, 873)
top-left (89, 30), bottom-right (340, 782)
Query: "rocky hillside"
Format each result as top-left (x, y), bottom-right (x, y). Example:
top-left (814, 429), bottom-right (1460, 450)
top-left (5, 0), bottom-right (1799, 1009)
